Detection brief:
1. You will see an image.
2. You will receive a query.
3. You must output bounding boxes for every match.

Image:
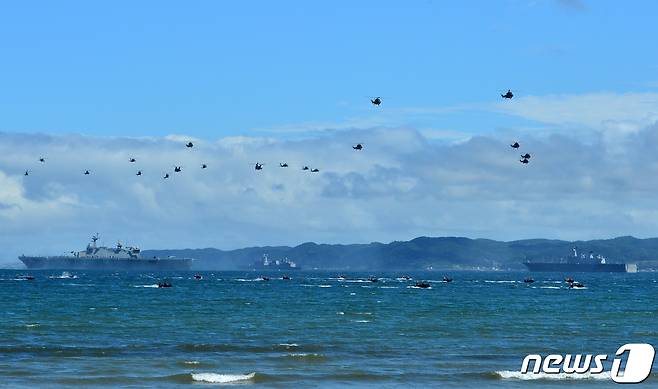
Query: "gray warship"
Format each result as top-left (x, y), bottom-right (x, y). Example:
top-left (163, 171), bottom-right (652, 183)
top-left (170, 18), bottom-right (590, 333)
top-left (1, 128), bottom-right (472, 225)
top-left (251, 254), bottom-right (301, 271)
top-left (524, 247), bottom-right (637, 273)
top-left (19, 234), bottom-right (194, 271)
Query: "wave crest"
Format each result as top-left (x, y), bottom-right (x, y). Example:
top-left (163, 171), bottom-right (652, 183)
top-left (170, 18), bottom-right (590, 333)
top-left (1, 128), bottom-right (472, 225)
top-left (191, 372), bottom-right (256, 383)
top-left (496, 370), bottom-right (611, 380)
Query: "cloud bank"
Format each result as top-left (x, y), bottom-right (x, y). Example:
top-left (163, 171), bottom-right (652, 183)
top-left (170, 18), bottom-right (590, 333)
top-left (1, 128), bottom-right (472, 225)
top-left (2, 119), bottom-right (658, 264)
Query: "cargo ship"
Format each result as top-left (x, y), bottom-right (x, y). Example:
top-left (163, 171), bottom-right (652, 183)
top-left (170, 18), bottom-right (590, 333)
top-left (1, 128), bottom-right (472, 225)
top-left (524, 247), bottom-right (637, 273)
top-left (19, 234), bottom-right (194, 271)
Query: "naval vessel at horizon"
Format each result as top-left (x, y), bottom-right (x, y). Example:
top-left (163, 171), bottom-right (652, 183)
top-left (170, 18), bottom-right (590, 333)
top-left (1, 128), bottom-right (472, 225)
top-left (524, 247), bottom-right (637, 273)
top-left (251, 254), bottom-right (301, 271)
top-left (19, 234), bottom-right (194, 271)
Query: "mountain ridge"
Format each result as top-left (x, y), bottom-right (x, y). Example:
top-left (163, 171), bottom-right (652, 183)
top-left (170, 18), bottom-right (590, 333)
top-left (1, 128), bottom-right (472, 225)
top-left (142, 235), bottom-right (658, 271)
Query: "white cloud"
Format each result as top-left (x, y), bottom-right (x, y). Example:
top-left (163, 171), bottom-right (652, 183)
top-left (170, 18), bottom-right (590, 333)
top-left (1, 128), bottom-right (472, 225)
top-left (2, 122), bottom-right (658, 265)
top-left (492, 92), bottom-right (658, 132)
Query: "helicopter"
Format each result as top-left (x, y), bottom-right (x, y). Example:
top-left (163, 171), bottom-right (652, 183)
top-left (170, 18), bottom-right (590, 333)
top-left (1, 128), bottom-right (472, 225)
top-left (84, 170), bottom-right (90, 175)
top-left (185, 142), bottom-right (194, 148)
top-left (510, 142), bottom-right (520, 149)
top-left (174, 166), bottom-right (182, 173)
top-left (370, 97), bottom-right (382, 106)
top-left (520, 158), bottom-right (529, 164)
top-left (302, 166), bottom-right (310, 171)
top-left (501, 89), bottom-right (514, 99)
top-left (39, 157), bottom-right (45, 163)
top-left (129, 157), bottom-right (136, 163)
top-left (520, 153), bottom-right (531, 160)
top-left (353, 143), bottom-right (363, 150)
top-left (136, 170), bottom-right (142, 176)
top-left (311, 168), bottom-right (320, 173)
top-left (255, 162), bottom-right (263, 170)
top-left (201, 164), bottom-right (207, 169)
top-left (280, 163), bottom-right (288, 168)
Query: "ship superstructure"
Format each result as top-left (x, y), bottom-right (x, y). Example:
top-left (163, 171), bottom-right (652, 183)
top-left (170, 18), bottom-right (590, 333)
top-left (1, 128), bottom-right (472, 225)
top-left (252, 254), bottom-right (301, 270)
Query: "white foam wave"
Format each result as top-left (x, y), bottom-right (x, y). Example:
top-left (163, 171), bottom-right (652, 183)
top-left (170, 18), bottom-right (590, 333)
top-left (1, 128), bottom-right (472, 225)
top-left (287, 352), bottom-right (324, 358)
top-left (318, 285), bottom-right (332, 288)
top-left (191, 372), bottom-right (256, 384)
top-left (540, 286), bottom-right (561, 289)
top-left (407, 286), bottom-right (431, 289)
top-left (484, 280), bottom-right (516, 283)
top-left (49, 272), bottom-right (78, 279)
top-left (133, 284), bottom-right (159, 288)
top-left (496, 370), bottom-right (611, 380)
top-left (380, 286), bottom-right (398, 289)
top-left (184, 360), bottom-right (200, 365)
top-left (352, 319), bottom-right (371, 323)
top-left (278, 343), bottom-right (299, 347)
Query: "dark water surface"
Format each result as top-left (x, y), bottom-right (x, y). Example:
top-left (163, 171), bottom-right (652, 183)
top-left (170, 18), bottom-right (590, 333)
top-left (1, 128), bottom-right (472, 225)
top-left (1, 270), bottom-right (656, 388)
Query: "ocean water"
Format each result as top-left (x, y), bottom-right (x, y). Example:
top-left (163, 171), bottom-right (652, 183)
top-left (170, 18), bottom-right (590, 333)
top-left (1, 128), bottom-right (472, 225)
top-left (1, 270), bottom-right (657, 388)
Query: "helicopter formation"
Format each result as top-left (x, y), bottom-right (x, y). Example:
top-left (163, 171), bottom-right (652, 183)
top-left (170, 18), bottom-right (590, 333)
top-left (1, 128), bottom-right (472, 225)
top-left (500, 91), bottom-right (533, 165)
top-left (19, 91), bottom-right (526, 182)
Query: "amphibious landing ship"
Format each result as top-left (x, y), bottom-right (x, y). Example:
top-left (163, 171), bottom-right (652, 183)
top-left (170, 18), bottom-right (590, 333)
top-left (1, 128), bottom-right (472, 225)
top-left (524, 247), bottom-right (637, 273)
top-left (19, 234), bottom-right (194, 271)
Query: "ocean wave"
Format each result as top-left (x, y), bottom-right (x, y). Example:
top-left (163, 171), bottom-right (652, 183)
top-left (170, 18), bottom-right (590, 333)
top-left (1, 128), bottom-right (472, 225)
top-left (191, 372), bottom-right (256, 384)
top-left (0, 344), bottom-right (147, 357)
top-left (278, 343), bottom-right (299, 348)
top-left (48, 271), bottom-right (78, 279)
top-left (496, 370), bottom-right (611, 380)
top-left (178, 343), bottom-right (322, 353)
top-left (285, 352), bottom-right (327, 361)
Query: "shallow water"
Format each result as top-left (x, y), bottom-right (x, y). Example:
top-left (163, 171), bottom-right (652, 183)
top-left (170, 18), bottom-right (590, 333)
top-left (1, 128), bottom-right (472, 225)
top-left (1, 270), bottom-right (656, 387)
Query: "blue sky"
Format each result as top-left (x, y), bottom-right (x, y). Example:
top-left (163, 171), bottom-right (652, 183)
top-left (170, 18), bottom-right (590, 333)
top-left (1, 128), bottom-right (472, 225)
top-left (3, 0), bottom-right (658, 262)
top-left (1, 0), bottom-right (657, 137)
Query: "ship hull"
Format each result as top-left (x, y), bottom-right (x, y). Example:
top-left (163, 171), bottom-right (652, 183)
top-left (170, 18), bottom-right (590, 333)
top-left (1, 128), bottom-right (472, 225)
top-left (19, 256), bottom-right (193, 271)
top-left (524, 262), bottom-right (635, 273)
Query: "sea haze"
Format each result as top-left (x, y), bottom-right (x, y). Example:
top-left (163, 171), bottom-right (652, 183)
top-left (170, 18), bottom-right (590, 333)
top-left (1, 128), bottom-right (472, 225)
top-left (143, 235), bottom-right (658, 271)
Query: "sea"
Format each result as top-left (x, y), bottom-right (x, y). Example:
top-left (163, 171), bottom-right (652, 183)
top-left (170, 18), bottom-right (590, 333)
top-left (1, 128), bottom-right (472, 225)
top-left (1, 270), bottom-right (657, 388)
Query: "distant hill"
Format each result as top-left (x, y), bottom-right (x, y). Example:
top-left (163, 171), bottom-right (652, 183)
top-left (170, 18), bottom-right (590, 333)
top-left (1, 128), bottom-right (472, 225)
top-left (143, 236), bottom-right (658, 271)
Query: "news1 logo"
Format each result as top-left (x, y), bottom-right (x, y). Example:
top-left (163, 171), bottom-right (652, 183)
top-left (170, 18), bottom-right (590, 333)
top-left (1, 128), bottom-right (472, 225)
top-left (521, 343), bottom-right (656, 383)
